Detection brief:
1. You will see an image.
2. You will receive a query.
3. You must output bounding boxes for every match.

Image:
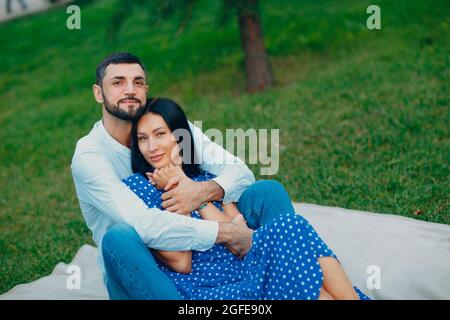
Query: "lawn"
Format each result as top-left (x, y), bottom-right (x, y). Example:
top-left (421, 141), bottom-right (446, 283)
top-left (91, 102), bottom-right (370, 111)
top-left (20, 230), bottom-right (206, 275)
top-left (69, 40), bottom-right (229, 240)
top-left (0, 0), bottom-right (448, 294)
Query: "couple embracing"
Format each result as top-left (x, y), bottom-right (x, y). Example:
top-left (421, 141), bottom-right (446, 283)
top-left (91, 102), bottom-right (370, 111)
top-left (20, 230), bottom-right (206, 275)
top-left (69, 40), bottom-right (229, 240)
top-left (71, 52), bottom-right (369, 300)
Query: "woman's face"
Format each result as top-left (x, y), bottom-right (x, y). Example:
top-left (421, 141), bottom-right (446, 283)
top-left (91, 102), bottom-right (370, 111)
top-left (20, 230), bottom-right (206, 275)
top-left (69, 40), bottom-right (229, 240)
top-left (136, 112), bottom-right (179, 169)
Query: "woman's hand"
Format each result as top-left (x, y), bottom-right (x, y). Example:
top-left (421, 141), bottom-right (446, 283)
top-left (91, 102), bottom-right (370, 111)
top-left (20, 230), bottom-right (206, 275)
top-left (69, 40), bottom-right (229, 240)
top-left (146, 164), bottom-right (184, 190)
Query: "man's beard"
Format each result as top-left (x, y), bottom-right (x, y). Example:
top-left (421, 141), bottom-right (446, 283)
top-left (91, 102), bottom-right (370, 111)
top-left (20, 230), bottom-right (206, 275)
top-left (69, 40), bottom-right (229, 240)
top-left (103, 93), bottom-right (145, 121)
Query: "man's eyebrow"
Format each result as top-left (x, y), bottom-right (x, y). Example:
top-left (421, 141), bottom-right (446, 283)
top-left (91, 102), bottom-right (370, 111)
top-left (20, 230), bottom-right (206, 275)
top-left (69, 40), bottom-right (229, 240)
top-left (109, 76), bottom-right (146, 81)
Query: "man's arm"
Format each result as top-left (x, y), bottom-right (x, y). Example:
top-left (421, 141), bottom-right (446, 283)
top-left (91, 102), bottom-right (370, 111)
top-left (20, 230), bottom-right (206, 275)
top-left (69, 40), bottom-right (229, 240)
top-left (152, 208), bottom-right (252, 270)
top-left (71, 150), bottom-right (218, 252)
top-left (189, 121), bottom-right (255, 204)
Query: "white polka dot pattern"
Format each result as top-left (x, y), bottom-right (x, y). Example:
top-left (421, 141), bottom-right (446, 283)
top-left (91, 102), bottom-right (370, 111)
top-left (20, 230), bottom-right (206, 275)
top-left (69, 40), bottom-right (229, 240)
top-left (123, 172), bottom-right (370, 300)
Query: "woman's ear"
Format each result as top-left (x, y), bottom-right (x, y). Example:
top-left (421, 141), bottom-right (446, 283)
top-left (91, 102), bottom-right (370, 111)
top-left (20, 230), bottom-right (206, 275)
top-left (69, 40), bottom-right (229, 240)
top-left (93, 84), bottom-right (104, 104)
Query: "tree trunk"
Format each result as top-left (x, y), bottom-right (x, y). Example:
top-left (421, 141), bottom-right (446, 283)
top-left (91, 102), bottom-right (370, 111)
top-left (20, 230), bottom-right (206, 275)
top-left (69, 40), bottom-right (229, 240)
top-left (237, 0), bottom-right (274, 93)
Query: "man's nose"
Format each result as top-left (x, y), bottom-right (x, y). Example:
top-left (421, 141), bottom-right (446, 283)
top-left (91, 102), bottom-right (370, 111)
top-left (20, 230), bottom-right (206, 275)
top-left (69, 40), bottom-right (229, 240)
top-left (124, 81), bottom-right (137, 95)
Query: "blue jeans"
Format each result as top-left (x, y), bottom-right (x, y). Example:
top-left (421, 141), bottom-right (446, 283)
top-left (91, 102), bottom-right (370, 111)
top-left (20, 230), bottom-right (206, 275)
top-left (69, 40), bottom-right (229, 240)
top-left (102, 180), bottom-right (296, 300)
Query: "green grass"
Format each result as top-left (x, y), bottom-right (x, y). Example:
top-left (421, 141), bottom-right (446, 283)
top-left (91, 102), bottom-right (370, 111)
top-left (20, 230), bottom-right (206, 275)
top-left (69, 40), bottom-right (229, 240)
top-left (0, 0), bottom-right (448, 294)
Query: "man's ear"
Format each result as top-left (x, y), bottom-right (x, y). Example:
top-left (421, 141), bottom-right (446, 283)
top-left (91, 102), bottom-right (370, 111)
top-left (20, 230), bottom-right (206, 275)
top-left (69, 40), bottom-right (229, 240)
top-left (145, 84), bottom-right (149, 94)
top-left (93, 84), bottom-right (104, 104)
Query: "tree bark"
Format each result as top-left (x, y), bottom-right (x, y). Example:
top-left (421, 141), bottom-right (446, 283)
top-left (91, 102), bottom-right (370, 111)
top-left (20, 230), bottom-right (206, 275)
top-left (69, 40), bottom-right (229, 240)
top-left (237, 0), bottom-right (274, 92)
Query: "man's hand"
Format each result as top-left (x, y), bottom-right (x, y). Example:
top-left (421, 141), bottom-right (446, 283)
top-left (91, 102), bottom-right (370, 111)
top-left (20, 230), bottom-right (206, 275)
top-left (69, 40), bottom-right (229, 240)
top-left (160, 175), bottom-right (207, 215)
top-left (218, 214), bottom-right (253, 259)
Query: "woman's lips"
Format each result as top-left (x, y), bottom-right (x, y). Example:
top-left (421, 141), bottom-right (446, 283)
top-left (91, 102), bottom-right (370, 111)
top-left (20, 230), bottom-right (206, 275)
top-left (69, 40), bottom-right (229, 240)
top-left (149, 154), bottom-right (164, 162)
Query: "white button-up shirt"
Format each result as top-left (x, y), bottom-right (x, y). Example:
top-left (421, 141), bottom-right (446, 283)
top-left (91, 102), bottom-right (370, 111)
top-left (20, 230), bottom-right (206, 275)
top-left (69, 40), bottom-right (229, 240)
top-left (71, 120), bottom-right (255, 274)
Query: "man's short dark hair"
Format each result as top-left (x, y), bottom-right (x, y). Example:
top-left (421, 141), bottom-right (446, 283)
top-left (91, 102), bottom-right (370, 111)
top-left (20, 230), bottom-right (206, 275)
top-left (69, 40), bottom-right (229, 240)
top-left (95, 52), bottom-right (147, 86)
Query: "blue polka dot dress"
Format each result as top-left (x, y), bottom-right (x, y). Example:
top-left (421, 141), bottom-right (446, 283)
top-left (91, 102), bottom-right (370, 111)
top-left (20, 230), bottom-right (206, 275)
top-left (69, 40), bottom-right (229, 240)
top-left (123, 171), bottom-right (370, 300)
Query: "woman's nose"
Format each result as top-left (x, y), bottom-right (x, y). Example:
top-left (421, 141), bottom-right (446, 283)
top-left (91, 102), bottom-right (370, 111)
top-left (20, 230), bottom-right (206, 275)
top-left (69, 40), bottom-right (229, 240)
top-left (147, 138), bottom-right (159, 153)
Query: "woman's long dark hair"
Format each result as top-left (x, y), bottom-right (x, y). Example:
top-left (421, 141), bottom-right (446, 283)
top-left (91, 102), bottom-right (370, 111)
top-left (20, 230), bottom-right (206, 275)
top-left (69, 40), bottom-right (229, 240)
top-left (130, 97), bottom-right (201, 179)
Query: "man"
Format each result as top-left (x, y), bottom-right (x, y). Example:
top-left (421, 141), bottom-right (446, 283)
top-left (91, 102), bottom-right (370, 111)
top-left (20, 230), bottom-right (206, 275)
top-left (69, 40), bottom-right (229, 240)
top-left (71, 52), bottom-right (297, 299)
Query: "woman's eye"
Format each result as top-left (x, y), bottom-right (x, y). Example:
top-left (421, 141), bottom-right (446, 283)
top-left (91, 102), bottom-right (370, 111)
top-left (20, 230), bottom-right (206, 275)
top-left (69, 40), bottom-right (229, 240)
top-left (138, 136), bottom-right (147, 142)
top-left (157, 132), bottom-right (165, 137)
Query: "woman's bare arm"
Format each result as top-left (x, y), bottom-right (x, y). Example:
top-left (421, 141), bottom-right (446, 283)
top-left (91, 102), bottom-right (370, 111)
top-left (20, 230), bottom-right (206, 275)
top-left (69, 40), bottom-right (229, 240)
top-left (148, 166), bottom-right (243, 272)
top-left (152, 250), bottom-right (192, 274)
top-left (197, 203), bottom-right (231, 222)
top-left (145, 165), bottom-right (192, 273)
top-left (152, 202), bottom-right (242, 273)
top-left (222, 203), bottom-right (241, 220)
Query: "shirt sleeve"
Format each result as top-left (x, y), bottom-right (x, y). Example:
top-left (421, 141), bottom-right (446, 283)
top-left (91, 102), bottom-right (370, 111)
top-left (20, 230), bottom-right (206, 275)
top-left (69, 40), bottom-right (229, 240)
top-left (189, 121), bottom-right (255, 203)
top-left (71, 150), bottom-right (218, 251)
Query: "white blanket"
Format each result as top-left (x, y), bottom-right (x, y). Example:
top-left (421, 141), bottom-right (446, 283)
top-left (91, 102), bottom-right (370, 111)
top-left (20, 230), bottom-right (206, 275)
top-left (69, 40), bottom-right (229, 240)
top-left (1, 203), bottom-right (449, 300)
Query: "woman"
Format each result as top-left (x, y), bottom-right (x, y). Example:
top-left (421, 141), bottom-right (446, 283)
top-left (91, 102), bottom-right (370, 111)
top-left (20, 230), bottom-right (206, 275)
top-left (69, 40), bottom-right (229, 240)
top-left (123, 97), bottom-right (370, 300)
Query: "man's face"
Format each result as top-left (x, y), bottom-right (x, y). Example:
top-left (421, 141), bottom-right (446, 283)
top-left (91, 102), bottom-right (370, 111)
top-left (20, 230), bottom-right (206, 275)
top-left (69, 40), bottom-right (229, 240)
top-left (94, 63), bottom-right (149, 121)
